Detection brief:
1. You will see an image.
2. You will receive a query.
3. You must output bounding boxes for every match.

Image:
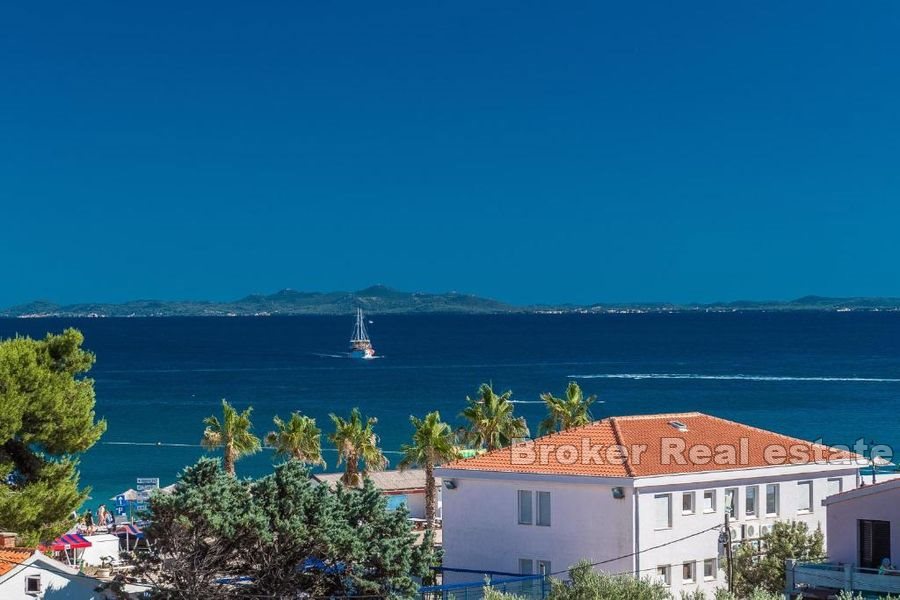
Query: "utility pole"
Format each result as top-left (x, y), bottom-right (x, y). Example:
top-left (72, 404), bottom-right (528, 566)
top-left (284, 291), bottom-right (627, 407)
top-left (725, 513), bottom-right (735, 594)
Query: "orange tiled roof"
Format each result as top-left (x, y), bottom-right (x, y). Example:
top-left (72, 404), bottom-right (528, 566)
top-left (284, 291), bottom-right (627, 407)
top-left (442, 412), bottom-right (858, 478)
top-left (0, 548), bottom-right (34, 577)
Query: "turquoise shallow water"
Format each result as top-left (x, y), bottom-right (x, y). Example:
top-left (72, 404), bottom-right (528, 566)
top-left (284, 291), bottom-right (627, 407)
top-left (1, 312), bottom-right (898, 509)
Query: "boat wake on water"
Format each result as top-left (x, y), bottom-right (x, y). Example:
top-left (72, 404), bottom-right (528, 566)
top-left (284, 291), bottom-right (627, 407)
top-left (568, 373), bottom-right (900, 383)
top-left (311, 352), bottom-right (351, 359)
top-left (311, 351), bottom-right (384, 360)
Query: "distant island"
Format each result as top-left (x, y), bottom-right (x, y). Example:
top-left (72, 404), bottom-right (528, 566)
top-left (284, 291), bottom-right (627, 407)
top-left (3, 286), bottom-right (900, 317)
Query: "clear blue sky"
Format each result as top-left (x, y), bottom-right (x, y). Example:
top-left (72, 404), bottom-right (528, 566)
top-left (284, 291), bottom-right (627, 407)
top-left (2, 3), bottom-right (899, 307)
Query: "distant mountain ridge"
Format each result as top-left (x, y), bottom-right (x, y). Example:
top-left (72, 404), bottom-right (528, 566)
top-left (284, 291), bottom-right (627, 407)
top-left (1, 285), bottom-right (515, 317)
top-left (3, 287), bottom-right (900, 317)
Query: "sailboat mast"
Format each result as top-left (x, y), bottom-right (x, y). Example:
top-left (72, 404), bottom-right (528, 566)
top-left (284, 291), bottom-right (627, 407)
top-left (351, 307), bottom-right (369, 343)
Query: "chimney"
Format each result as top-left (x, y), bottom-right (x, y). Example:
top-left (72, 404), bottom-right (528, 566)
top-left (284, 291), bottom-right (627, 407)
top-left (0, 532), bottom-right (17, 548)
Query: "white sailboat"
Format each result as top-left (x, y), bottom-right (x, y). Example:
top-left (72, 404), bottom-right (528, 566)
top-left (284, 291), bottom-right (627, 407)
top-left (349, 308), bottom-right (376, 360)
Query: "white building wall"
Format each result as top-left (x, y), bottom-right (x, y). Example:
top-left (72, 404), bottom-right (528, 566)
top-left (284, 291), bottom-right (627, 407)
top-left (441, 473), bottom-right (635, 584)
top-left (81, 534), bottom-right (121, 567)
top-left (441, 466), bottom-right (857, 594)
top-left (637, 468), bottom-right (857, 597)
top-left (0, 554), bottom-right (106, 599)
top-left (404, 492), bottom-right (426, 520)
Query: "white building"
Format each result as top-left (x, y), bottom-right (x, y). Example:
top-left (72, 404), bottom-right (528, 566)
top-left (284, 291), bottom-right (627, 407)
top-left (0, 547), bottom-right (107, 599)
top-left (791, 478), bottom-right (900, 597)
top-left (438, 412), bottom-right (860, 596)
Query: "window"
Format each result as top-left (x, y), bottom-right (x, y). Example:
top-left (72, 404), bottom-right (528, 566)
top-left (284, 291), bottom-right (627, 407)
top-left (797, 481), bottom-right (813, 513)
top-left (518, 490), bottom-right (533, 525)
top-left (536, 560), bottom-right (552, 576)
top-left (703, 558), bottom-right (716, 580)
top-left (745, 486), bottom-right (758, 517)
top-left (25, 575), bottom-right (41, 594)
top-left (827, 478), bottom-right (843, 497)
top-left (703, 490), bottom-right (716, 513)
top-left (765, 484), bottom-right (779, 515)
top-left (536, 491), bottom-right (551, 526)
top-left (519, 559), bottom-right (533, 575)
top-left (725, 488), bottom-right (738, 519)
top-left (682, 492), bottom-right (695, 515)
top-left (859, 520), bottom-right (892, 570)
top-left (654, 494), bottom-right (672, 529)
top-left (656, 565), bottom-right (671, 586)
top-left (682, 561), bottom-right (695, 583)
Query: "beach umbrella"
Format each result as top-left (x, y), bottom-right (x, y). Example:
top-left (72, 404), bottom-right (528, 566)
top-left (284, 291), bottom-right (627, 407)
top-left (117, 523), bottom-right (145, 552)
top-left (159, 483), bottom-right (177, 495)
top-left (110, 489), bottom-right (140, 502)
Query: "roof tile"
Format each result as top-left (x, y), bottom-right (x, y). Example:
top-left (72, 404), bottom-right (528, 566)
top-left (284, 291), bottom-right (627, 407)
top-left (0, 548), bottom-right (34, 577)
top-left (442, 412), bottom-right (858, 478)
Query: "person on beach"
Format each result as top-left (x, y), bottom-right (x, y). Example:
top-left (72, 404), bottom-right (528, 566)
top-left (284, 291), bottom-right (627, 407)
top-left (97, 505), bottom-right (107, 528)
top-left (84, 509), bottom-right (95, 534)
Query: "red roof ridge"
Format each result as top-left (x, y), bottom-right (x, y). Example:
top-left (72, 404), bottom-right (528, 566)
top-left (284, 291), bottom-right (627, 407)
top-left (608, 417), bottom-right (635, 477)
top-left (612, 411), bottom-right (704, 422)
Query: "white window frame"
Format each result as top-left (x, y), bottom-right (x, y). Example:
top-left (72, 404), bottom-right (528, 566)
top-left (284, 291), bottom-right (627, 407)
top-left (654, 493), bottom-right (672, 530)
top-left (765, 483), bottom-right (779, 516)
top-left (682, 491), bottom-right (695, 515)
top-left (797, 481), bottom-right (813, 514)
top-left (657, 564), bottom-right (671, 586)
top-left (725, 487), bottom-right (738, 520)
top-left (518, 490), bottom-right (533, 525)
top-left (703, 558), bottom-right (716, 580)
top-left (536, 491), bottom-right (551, 527)
top-left (703, 490), bottom-right (716, 513)
top-left (536, 560), bottom-right (551, 577)
top-left (745, 486), bottom-right (758, 518)
top-left (25, 574), bottom-right (41, 594)
top-left (682, 561), bottom-right (695, 584)
top-left (826, 478), bottom-right (843, 497)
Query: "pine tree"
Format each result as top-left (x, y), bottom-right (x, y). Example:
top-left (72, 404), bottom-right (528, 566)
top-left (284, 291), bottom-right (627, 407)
top-left (0, 329), bottom-right (106, 544)
top-left (138, 458), bottom-right (438, 599)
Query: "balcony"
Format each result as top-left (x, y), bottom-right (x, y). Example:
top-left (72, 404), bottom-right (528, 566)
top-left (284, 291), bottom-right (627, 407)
top-left (789, 561), bottom-right (900, 597)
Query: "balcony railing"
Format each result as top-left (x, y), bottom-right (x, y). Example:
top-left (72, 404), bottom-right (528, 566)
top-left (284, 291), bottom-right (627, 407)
top-left (789, 560), bottom-right (900, 596)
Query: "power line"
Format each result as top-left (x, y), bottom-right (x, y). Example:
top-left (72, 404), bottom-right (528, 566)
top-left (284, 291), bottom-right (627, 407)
top-left (99, 441), bottom-right (406, 455)
top-left (545, 523), bottom-right (722, 577)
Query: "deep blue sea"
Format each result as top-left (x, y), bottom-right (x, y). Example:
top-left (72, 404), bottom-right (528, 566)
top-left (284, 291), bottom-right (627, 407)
top-left (2, 313), bottom-right (899, 508)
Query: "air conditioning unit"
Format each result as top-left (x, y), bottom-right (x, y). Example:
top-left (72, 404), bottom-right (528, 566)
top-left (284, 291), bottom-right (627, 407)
top-left (730, 526), bottom-right (741, 542)
top-left (760, 525), bottom-right (770, 537)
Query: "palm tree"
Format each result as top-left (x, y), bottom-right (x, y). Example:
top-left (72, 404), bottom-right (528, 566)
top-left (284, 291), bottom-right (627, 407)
top-left (399, 411), bottom-right (460, 529)
top-left (201, 399), bottom-right (262, 476)
top-left (266, 412), bottom-right (325, 467)
top-left (539, 381), bottom-right (597, 434)
top-left (328, 408), bottom-right (388, 486)
top-left (460, 383), bottom-right (529, 451)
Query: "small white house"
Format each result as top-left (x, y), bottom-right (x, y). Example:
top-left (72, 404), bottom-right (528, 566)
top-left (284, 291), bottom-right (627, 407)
top-left (438, 412), bottom-right (860, 596)
top-left (0, 548), bottom-right (107, 599)
top-left (791, 478), bottom-right (900, 597)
